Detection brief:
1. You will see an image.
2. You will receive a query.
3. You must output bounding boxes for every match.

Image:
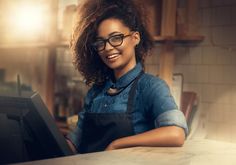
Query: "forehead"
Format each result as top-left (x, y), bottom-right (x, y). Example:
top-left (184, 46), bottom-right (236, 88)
top-left (97, 18), bottom-right (130, 37)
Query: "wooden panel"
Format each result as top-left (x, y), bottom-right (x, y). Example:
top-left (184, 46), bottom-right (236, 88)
top-left (145, 0), bottom-right (162, 36)
top-left (159, 0), bottom-right (177, 87)
top-left (45, 0), bottom-right (59, 114)
top-left (45, 48), bottom-right (56, 114)
top-left (176, 7), bottom-right (188, 36)
top-left (186, 0), bottom-right (199, 35)
top-left (159, 41), bottom-right (175, 86)
top-left (135, 0), bottom-right (162, 36)
top-left (160, 0), bottom-right (177, 36)
top-left (153, 35), bottom-right (204, 42)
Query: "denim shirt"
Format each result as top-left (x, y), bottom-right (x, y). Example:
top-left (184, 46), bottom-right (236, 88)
top-left (68, 63), bottom-right (188, 149)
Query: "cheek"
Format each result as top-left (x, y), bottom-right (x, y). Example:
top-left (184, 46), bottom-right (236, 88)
top-left (121, 44), bottom-right (136, 55)
top-left (119, 40), bottom-right (136, 53)
top-left (97, 52), bottom-right (108, 63)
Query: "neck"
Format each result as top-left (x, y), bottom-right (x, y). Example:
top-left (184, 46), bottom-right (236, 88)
top-left (114, 62), bottom-right (136, 80)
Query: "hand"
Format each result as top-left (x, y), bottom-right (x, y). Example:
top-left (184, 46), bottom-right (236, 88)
top-left (66, 139), bottom-right (78, 154)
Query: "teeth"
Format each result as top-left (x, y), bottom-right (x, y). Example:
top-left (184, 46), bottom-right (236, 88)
top-left (107, 54), bottom-right (118, 59)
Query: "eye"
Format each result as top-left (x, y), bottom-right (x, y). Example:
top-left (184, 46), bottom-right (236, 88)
top-left (109, 34), bottom-right (123, 43)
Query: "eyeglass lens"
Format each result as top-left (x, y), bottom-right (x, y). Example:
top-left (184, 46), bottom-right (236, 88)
top-left (93, 34), bottom-right (129, 51)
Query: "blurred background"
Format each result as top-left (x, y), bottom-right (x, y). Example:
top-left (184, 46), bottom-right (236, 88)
top-left (0, 0), bottom-right (236, 142)
top-left (0, 0), bottom-right (88, 125)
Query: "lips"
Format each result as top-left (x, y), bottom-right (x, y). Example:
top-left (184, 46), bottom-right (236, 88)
top-left (106, 53), bottom-right (120, 60)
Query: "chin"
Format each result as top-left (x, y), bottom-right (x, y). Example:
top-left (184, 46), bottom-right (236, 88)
top-left (104, 60), bottom-right (122, 69)
top-left (106, 64), bottom-right (121, 70)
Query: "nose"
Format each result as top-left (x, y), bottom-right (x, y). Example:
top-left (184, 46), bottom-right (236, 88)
top-left (104, 41), bottom-right (114, 51)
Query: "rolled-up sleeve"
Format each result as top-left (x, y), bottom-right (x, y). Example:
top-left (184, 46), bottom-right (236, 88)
top-left (142, 76), bottom-right (188, 136)
top-left (155, 110), bottom-right (188, 136)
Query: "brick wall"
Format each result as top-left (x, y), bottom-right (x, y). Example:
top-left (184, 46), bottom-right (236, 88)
top-left (145, 0), bottom-right (236, 143)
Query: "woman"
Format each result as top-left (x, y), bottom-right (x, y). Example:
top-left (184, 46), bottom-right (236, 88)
top-left (67, 0), bottom-right (188, 153)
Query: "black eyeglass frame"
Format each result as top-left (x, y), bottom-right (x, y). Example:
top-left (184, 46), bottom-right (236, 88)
top-left (92, 33), bottom-right (133, 52)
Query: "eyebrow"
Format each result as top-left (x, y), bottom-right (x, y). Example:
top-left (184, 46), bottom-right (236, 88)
top-left (96, 31), bottom-right (122, 39)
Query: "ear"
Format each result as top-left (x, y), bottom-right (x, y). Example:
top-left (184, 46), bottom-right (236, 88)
top-left (132, 31), bottom-right (140, 46)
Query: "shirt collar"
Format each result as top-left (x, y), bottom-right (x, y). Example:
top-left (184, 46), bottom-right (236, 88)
top-left (107, 63), bottom-right (143, 89)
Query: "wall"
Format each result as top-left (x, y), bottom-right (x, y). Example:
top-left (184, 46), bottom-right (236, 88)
top-left (0, 48), bottom-right (49, 101)
top-left (146, 0), bottom-right (236, 143)
top-left (1, 0), bottom-right (236, 142)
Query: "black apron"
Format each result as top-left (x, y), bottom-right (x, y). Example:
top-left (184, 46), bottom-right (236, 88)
top-left (79, 71), bottom-right (144, 153)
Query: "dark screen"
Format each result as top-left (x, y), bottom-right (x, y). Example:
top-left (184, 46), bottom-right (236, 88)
top-left (0, 92), bottom-right (73, 164)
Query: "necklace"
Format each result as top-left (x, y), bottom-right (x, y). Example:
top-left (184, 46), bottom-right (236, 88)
top-left (106, 85), bottom-right (124, 96)
top-left (106, 71), bottom-right (144, 96)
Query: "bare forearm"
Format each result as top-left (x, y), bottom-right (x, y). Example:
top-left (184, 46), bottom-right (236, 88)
top-left (106, 126), bottom-right (185, 150)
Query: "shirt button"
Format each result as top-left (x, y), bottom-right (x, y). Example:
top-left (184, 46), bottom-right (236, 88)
top-left (104, 104), bottom-right (107, 107)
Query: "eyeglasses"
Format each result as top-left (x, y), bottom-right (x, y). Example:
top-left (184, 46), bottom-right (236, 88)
top-left (92, 33), bottom-right (132, 52)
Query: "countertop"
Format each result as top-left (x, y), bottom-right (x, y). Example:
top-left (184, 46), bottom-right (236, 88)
top-left (18, 138), bottom-right (236, 165)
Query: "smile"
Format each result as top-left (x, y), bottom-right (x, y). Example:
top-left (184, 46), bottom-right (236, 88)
top-left (106, 53), bottom-right (120, 60)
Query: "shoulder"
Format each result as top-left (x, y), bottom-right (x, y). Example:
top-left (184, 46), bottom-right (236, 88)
top-left (137, 73), bottom-right (173, 106)
top-left (138, 72), bottom-right (168, 91)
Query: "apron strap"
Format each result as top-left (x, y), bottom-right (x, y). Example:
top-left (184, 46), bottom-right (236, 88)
top-left (88, 70), bottom-right (144, 114)
top-left (126, 71), bottom-right (144, 114)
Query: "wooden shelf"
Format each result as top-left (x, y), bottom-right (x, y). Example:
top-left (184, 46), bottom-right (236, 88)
top-left (153, 35), bottom-right (204, 42)
top-left (0, 42), bottom-right (49, 49)
top-left (0, 41), bottom-right (69, 49)
top-left (0, 35), bottom-right (204, 49)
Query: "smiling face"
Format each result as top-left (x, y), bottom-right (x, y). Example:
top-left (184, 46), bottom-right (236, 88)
top-left (95, 18), bottom-right (140, 79)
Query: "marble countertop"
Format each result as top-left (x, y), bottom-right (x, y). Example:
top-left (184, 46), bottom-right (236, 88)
top-left (18, 139), bottom-right (236, 165)
top-left (17, 107), bottom-right (236, 165)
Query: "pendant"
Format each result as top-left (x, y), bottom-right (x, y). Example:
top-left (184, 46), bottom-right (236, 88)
top-left (106, 87), bottom-right (124, 96)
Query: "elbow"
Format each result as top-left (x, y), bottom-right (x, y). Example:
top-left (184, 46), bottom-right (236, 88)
top-left (174, 136), bottom-right (184, 147)
top-left (171, 127), bottom-right (186, 147)
top-left (170, 134), bottom-right (185, 147)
